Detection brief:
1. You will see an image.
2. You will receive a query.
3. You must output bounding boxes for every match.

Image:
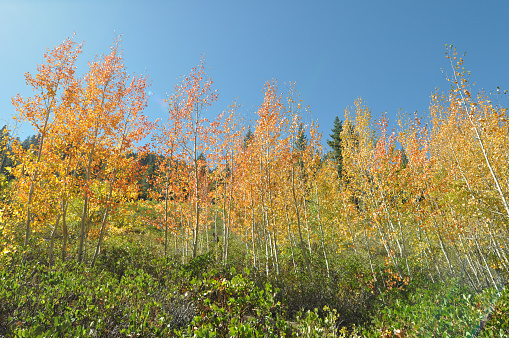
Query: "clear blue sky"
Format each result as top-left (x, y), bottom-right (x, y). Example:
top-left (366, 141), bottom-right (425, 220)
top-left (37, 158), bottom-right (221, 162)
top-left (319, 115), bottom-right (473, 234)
top-left (1, 0), bottom-right (508, 148)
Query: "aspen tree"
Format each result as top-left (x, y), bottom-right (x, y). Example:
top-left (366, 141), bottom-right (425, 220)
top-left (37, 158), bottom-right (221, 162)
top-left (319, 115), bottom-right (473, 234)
top-left (76, 38), bottom-right (147, 263)
top-left (12, 36), bottom-right (82, 247)
top-left (164, 59), bottom-right (219, 258)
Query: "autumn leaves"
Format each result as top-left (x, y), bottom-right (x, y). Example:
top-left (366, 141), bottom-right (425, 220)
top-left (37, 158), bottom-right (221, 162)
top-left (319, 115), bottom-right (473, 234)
top-left (149, 76), bottom-right (323, 277)
top-left (4, 36), bottom-right (509, 291)
top-left (10, 36), bottom-right (150, 263)
top-left (332, 48), bottom-right (509, 289)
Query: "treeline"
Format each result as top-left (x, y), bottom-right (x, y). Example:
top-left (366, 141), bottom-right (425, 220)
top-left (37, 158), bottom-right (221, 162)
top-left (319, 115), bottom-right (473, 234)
top-left (1, 36), bottom-right (509, 298)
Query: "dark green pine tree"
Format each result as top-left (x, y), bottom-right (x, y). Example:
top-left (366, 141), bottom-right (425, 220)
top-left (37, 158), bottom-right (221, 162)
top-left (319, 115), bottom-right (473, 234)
top-left (138, 152), bottom-right (158, 200)
top-left (243, 128), bottom-right (253, 149)
top-left (327, 116), bottom-right (343, 176)
top-left (21, 134), bottom-right (39, 151)
top-left (294, 123), bottom-right (307, 152)
top-left (294, 123), bottom-right (308, 181)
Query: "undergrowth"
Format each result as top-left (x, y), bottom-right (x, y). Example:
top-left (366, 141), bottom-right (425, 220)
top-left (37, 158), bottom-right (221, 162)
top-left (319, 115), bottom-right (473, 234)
top-left (0, 238), bottom-right (508, 337)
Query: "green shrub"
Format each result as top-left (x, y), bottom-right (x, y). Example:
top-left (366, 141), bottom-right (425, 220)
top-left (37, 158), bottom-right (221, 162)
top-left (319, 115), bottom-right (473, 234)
top-left (356, 280), bottom-right (503, 337)
top-left (2, 240), bottom-right (505, 337)
top-left (481, 285), bottom-right (509, 337)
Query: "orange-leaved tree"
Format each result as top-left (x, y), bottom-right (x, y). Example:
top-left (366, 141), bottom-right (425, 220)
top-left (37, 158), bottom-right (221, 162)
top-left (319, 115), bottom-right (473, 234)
top-left (159, 58), bottom-right (219, 258)
top-left (11, 35), bottom-right (150, 264)
top-left (74, 37), bottom-right (150, 263)
top-left (11, 35), bottom-right (83, 248)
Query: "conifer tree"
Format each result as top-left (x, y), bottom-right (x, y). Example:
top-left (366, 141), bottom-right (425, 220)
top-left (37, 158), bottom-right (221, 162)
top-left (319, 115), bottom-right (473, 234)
top-left (327, 116), bottom-right (343, 176)
top-left (243, 128), bottom-right (253, 149)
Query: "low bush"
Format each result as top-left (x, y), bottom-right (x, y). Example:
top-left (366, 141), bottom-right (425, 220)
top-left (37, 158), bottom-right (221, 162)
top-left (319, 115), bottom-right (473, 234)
top-left (1, 244), bottom-right (507, 337)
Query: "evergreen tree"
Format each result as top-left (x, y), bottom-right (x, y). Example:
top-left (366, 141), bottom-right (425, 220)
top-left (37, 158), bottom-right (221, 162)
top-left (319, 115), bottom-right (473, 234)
top-left (294, 123), bottom-right (307, 152)
top-left (197, 152), bottom-right (208, 177)
top-left (327, 116), bottom-right (343, 176)
top-left (0, 126), bottom-right (15, 179)
top-left (21, 134), bottom-right (39, 151)
top-left (0, 130), bottom-right (37, 180)
top-left (243, 128), bottom-right (253, 149)
top-left (294, 123), bottom-right (308, 176)
top-left (138, 152), bottom-right (159, 200)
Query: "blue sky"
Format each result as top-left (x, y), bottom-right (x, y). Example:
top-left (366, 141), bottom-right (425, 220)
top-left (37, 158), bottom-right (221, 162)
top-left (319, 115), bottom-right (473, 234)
top-left (1, 1), bottom-right (508, 148)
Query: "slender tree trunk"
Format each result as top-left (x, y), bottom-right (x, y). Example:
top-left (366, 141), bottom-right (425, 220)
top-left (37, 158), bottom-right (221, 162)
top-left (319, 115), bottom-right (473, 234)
top-left (420, 222), bottom-right (444, 282)
top-left (48, 213), bottom-right (61, 266)
top-left (457, 83), bottom-right (509, 219)
top-left (185, 236), bottom-right (189, 261)
top-left (431, 213), bottom-right (455, 276)
top-left (24, 96), bottom-right (54, 247)
top-left (448, 235), bottom-right (477, 290)
top-left (244, 227), bottom-right (249, 258)
top-left (366, 187), bottom-right (403, 278)
top-left (473, 234), bottom-right (500, 292)
top-left (181, 226), bottom-right (186, 264)
top-left (265, 167), bottom-right (280, 275)
top-left (364, 225), bottom-right (377, 283)
top-left (174, 229), bottom-right (178, 258)
top-left (379, 190), bottom-right (404, 258)
top-left (164, 163), bottom-right (170, 256)
top-left (339, 187), bottom-right (358, 253)
top-left (91, 176), bottom-right (115, 267)
top-left (214, 186), bottom-right (219, 260)
top-left (314, 183), bottom-right (330, 279)
top-left (223, 177), bottom-right (234, 264)
top-left (486, 221), bottom-right (509, 274)
top-left (225, 153), bottom-right (235, 263)
top-left (61, 200), bottom-right (68, 261)
top-left (78, 146), bottom-right (95, 264)
top-left (448, 67), bottom-right (507, 219)
top-left (192, 194), bottom-right (200, 258)
top-left (263, 224), bottom-right (269, 276)
top-left (285, 204), bottom-right (297, 274)
top-left (267, 228), bottom-right (275, 272)
top-left (437, 230), bottom-right (454, 276)
top-left (458, 233), bottom-right (482, 289)
top-left (205, 203), bottom-right (209, 252)
top-left (77, 78), bottom-right (110, 264)
top-left (222, 198), bottom-right (228, 263)
top-left (389, 193), bottom-right (411, 278)
top-left (179, 204), bottom-right (185, 263)
top-left (250, 187), bottom-right (257, 268)
top-left (291, 166), bottom-right (312, 278)
top-left (302, 196), bottom-right (313, 254)
top-left (191, 102), bottom-right (201, 259)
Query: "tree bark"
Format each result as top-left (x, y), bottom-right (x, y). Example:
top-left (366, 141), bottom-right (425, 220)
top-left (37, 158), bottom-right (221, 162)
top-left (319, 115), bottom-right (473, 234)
top-left (291, 166), bottom-right (312, 278)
